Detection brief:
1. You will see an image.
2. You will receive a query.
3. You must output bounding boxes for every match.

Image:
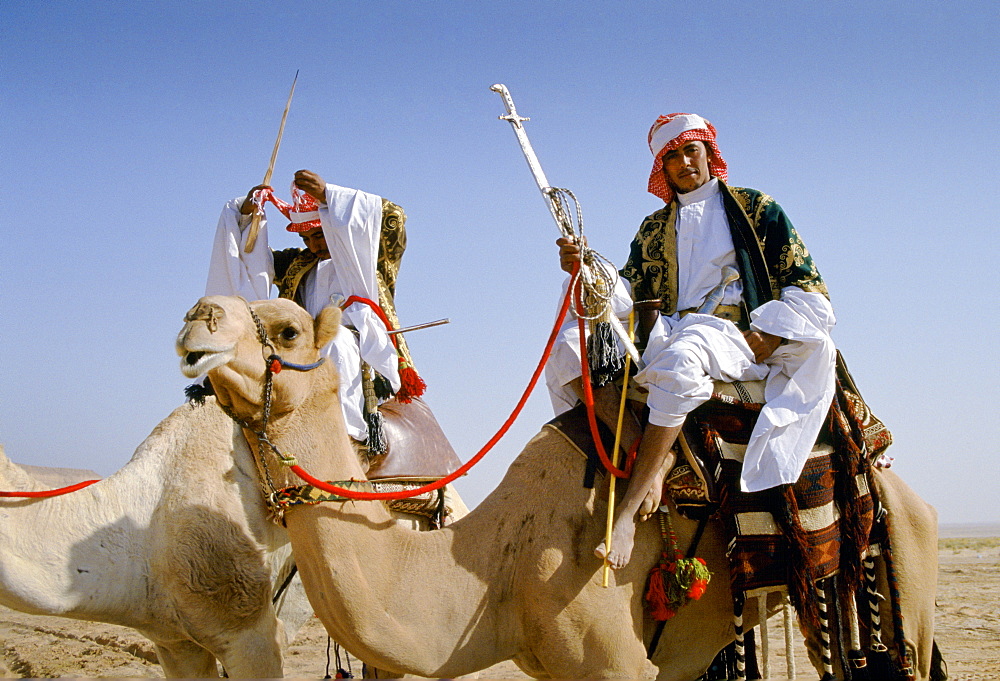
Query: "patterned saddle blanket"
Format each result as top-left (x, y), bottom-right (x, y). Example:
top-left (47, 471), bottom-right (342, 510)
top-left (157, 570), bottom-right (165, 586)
top-left (678, 378), bottom-right (877, 606)
top-left (550, 378), bottom-right (877, 609)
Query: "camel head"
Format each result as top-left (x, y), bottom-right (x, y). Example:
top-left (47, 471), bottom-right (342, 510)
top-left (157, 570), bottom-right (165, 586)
top-left (177, 296), bottom-right (341, 426)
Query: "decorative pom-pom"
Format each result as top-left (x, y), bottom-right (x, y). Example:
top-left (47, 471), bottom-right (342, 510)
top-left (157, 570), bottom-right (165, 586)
top-left (645, 554), bottom-right (712, 621)
top-left (395, 365), bottom-right (426, 404)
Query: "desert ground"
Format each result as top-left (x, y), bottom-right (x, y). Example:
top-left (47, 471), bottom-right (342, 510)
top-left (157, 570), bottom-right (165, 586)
top-left (0, 528), bottom-right (995, 679)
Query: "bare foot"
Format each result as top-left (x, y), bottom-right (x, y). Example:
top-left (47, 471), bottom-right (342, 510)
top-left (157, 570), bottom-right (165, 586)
top-left (594, 516), bottom-right (638, 570)
top-left (638, 461), bottom-right (670, 521)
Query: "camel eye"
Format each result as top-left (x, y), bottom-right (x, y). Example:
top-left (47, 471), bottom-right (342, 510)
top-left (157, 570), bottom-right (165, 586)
top-left (280, 326), bottom-right (299, 341)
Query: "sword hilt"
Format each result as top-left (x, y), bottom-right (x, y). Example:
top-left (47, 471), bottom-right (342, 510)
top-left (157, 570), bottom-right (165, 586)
top-left (491, 83), bottom-right (556, 211)
top-left (491, 83), bottom-right (529, 128)
top-left (697, 266), bottom-right (740, 316)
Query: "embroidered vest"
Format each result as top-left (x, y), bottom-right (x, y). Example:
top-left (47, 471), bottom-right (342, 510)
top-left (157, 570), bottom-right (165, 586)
top-left (620, 181), bottom-right (828, 318)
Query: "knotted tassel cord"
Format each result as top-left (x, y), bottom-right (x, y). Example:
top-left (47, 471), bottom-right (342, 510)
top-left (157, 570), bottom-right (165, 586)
top-left (552, 185), bottom-right (633, 480)
top-left (341, 295), bottom-right (426, 403)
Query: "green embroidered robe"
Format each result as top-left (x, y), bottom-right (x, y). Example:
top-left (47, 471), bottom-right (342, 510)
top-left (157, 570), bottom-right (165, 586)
top-left (620, 181), bottom-right (828, 322)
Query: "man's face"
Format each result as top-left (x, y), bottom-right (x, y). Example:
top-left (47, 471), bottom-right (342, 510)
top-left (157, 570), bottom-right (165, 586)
top-left (662, 140), bottom-right (713, 194)
top-left (299, 227), bottom-right (330, 260)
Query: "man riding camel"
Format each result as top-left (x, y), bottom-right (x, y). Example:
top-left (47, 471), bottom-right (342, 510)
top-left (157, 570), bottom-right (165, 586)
top-left (205, 169), bottom-right (423, 451)
top-left (549, 114), bottom-right (837, 569)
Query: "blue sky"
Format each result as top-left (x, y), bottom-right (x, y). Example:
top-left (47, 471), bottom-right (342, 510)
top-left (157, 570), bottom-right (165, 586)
top-left (2, 1), bottom-right (997, 524)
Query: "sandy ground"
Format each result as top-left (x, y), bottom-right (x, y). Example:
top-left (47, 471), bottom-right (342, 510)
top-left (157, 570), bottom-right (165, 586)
top-left (0, 544), bottom-right (995, 679)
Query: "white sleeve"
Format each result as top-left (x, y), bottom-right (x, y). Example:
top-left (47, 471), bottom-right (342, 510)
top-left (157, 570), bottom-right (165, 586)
top-left (205, 197), bottom-right (275, 300)
top-left (740, 287), bottom-right (838, 492)
top-left (315, 183), bottom-right (401, 390)
top-left (545, 272), bottom-right (634, 414)
top-left (748, 287), bottom-right (836, 341)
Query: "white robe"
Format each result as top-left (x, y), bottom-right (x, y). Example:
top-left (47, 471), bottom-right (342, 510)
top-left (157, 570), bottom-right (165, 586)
top-left (205, 184), bottom-right (400, 441)
top-left (545, 179), bottom-right (837, 492)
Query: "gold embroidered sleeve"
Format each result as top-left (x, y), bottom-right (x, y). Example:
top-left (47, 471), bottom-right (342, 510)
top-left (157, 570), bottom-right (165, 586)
top-left (375, 199), bottom-right (416, 372)
top-left (621, 206), bottom-right (678, 311)
top-left (760, 201), bottom-right (829, 297)
top-left (378, 199), bottom-right (407, 298)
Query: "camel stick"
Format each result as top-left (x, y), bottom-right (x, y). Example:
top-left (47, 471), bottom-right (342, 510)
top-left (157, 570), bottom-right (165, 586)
top-left (602, 311), bottom-right (635, 586)
top-left (245, 70), bottom-right (298, 253)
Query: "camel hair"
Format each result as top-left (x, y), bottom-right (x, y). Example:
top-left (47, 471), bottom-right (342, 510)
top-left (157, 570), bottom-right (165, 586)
top-left (178, 294), bottom-right (940, 680)
top-left (0, 400), bottom-right (463, 677)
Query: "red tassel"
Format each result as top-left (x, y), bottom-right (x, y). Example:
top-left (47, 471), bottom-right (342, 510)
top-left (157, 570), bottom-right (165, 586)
top-left (645, 562), bottom-right (676, 621)
top-left (395, 365), bottom-right (426, 403)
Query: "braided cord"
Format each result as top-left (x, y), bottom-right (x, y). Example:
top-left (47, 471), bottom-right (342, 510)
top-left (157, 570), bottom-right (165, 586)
top-left (548, 187), bottom-right (618, 321)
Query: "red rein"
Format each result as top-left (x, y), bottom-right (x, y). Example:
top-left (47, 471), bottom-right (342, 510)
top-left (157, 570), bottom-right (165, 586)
top-left (1, 267), bottom-right (633, 502)
top-left (0, 478), bottom-right (99, 499)
top-left (296, 263), bottom-right (634, 501)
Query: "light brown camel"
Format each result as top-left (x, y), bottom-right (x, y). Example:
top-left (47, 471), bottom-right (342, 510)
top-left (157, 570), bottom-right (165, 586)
top-left (178, 294), bottom-right (940, 680)
top-left (0, 410), bottom-right (310, 677)
top-left (0, 408), bottom-right (291, 677)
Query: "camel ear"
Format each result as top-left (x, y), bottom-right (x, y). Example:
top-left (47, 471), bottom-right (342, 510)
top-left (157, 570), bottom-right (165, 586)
top-left (314, 305), bottom-right (342, 349)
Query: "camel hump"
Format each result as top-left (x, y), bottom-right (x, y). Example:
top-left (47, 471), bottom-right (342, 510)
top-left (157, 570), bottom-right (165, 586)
top-left (366, 397), bottom-right (463, 481)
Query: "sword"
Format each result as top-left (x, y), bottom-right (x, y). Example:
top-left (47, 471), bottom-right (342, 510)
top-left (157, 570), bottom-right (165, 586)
top-left (245, 70), bottom-right (298, 253)
top-left (491, 83), bottom-right (640, 365)
top-left (697, 266), bottom-right (740, 315)
top-left (489, 84), bottom-right (562, 226)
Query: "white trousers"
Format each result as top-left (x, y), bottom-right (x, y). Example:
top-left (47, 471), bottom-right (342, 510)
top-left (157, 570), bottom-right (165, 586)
top-left (635, 314), bottom-right (769, 427)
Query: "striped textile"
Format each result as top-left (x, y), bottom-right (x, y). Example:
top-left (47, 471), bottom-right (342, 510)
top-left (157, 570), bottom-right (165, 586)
top-left (689, 408), bottom-right (875, 607)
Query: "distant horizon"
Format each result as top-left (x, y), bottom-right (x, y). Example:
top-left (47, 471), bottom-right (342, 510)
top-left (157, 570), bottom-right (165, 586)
top-left (937, 522), bottom-right (1000, 539)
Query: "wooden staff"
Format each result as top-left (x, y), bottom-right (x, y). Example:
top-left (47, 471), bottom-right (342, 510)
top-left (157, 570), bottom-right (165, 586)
top-left (602, 310), bottom-right (636, 587)
top-left (245, 70), bottom-right (298, 253)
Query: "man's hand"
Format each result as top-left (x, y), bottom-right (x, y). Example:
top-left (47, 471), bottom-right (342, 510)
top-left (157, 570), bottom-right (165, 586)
top-left (557, 236), bottom-right (586, 274)
top-left (293, 169), bottom-right (328, 205)
top-left (743, 329), bottom-right (783, 363)
top-left (239, 184), bottom-right (271, 215)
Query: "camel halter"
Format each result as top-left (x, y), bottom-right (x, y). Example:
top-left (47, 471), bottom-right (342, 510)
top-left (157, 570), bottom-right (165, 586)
top-left (214, 304), bottom-right (328, 520)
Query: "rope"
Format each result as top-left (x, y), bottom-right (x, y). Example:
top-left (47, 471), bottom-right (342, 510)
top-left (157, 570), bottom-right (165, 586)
top-left (575, 275), bottom-right (632, 479)
top-left (0, 478), bottom-right (100, 498)
top-left (757, 593), bottom-right (770, 679)
top-left (285, 265), bottom-right (578, 501)
top-left (783, 596), bottom-right (797, 679)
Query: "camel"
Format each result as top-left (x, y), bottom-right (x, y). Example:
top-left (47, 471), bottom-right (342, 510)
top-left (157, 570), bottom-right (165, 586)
top-left (177, 294), bottom-right (940, 680)
top-left (0, 407), bottom-right (303, 677)
top-left (0, 406), bottom-right (467, 678)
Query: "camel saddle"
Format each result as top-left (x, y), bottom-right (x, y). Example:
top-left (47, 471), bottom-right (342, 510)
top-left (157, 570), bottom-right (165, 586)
top-left (365, 397), bottom-right (464, 482)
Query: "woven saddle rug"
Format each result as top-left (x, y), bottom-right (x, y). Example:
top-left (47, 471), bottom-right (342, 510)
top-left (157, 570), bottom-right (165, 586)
top-left (680, 379), bottom-right (877, 619)
top-left (548, 380), bottom-right (878, 620)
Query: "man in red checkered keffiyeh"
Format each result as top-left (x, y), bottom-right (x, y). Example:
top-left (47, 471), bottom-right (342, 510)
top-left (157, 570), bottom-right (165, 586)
top-left (551, 112), bottom-right (842, 571)
top-left (205, 169), bottom-right (425, 454)
top-left (645, 113), bottom-right (728, 204)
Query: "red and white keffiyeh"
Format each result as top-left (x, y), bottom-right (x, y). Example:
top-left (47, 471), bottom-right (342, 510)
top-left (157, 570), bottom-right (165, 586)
top-left (252, 183), bottom-right (323, 232)
top-left (647, 113), bottom-right (728, 204)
